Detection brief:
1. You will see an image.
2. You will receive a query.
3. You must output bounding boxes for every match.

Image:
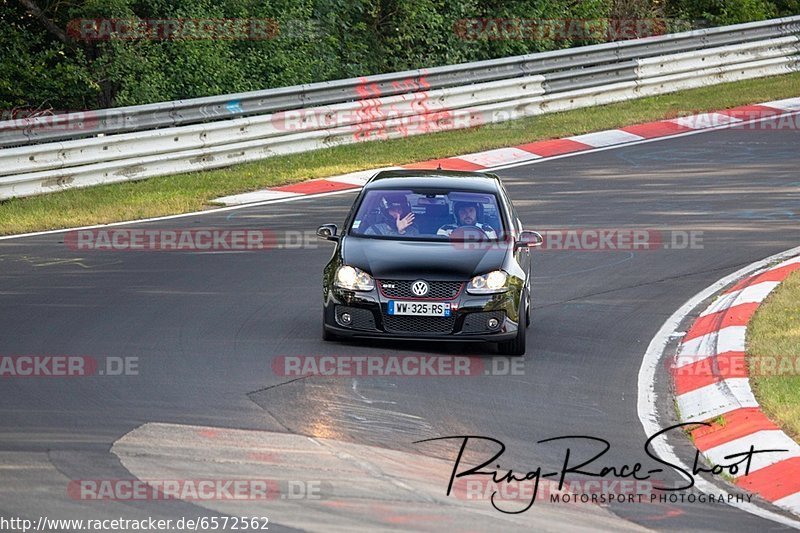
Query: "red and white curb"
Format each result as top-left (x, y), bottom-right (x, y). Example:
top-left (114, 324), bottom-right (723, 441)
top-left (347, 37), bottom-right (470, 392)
top-left (672, 255), bottom-right (800, 515)
top-left (214, 97), bottom-right (800, 206)
top-left (639, 245), bottom-right (800, 529)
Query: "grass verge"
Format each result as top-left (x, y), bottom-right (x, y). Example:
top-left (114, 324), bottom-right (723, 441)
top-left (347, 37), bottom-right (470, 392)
top-left (1, 72), bottom-right (800, 235)
top-left (747, 269), bottom-right (800, 440)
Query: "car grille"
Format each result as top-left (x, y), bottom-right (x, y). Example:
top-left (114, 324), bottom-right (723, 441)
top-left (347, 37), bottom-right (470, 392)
top-left (378, 280), bottom-right (463, 300)
top-left (461, 311), bottom-right (506, 333)
top-left (336, 306), bottom-right (377, 331)
top-left (382, 314), bottom-right (456, 334)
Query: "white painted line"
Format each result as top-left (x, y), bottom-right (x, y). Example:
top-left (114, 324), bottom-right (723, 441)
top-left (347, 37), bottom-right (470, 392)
top-left (567, 129), bottom-right (645, 147)
top-left (675, 378), bottom-right (758, 421)
top-left (458, 147), bottom-right (541, 167)
top-left (213, 189), bottom-right (302, 206)
top-left (699, 281), bottom-right (780, 317)
top-left (775, 492), bottom-right (800, 515)
top-left (761, 97), bottom-right (800, 112)
top-left (670, 113), bottom-right (741, 129)
top-left (638, 245), bottom-right (800, 529)
top-left (703, 430), bottom-right (800, 477)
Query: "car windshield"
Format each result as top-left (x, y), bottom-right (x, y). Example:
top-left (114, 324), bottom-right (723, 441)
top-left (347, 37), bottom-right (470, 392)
top-left (349, 189), bottom-right (506, 241)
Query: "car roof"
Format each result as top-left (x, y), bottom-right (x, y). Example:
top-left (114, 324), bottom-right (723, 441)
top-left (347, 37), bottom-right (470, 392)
top-left (364, 169), bottom-right (502, 193)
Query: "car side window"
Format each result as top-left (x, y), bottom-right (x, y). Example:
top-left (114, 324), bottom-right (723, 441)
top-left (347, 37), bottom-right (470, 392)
top-left (497, 183), bottom-right (519, 235)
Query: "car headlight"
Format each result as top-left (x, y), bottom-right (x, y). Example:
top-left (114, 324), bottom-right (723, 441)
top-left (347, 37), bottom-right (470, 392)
top-left (467, 270), bottom-right (509, 294)
top-left (335, 265), bottom-right (375, 291)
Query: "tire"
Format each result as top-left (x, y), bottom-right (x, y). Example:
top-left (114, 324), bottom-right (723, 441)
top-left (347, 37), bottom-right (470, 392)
top-left (498, 290), bottom-right (527, 356)
top-left (525, 284), bottom-right (531, 328)
top-left (525, 268), bottom-right (533, 328)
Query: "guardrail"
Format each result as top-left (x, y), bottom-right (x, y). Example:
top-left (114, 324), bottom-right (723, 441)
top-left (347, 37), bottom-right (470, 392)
top-left (0, 16), bottom-right (798, 199)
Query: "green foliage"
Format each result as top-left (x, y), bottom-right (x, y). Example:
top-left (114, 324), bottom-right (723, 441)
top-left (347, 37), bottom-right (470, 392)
top-left (0, 1), bottom-right (95, 109)
top-left (0, 0), bottom-right (796, 111)
top-left (666, 0), bottom-right (778, 24)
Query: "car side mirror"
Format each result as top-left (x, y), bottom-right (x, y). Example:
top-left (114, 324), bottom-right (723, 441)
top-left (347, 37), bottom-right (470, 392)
top-left (316, 224), bottom-right (340, 242)
top-left (517, 230), bottom-right (543, 249)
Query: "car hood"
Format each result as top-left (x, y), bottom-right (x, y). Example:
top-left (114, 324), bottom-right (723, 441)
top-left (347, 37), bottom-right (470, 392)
top-left (341, 236), bottom-right (509, 281)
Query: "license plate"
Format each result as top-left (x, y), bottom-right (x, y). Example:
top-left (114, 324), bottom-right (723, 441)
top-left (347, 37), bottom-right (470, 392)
top-left (388, 300), bottom-right (451, 317)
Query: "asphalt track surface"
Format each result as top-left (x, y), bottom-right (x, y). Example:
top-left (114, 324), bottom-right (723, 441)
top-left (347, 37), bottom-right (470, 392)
top-left (1, 124), bottom-right (799, 531)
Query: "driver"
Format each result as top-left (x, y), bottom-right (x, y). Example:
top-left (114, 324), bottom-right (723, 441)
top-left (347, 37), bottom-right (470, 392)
top-left (365, 193), bottom-right (419, 236)
top-left (437, 201), bottom-right (497, 239)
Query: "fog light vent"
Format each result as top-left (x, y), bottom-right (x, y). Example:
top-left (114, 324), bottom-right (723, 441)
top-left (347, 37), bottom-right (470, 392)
top-left (335, 306), bottom-right (377, 330)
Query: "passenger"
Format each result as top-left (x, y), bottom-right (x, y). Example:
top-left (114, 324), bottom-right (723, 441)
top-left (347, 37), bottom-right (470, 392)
top-left (437, 201), bottom-right (497, 239)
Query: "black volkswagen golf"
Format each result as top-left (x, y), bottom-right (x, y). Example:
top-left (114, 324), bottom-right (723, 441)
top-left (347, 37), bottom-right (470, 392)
top-left (317, 169), bottom-right (542, 355)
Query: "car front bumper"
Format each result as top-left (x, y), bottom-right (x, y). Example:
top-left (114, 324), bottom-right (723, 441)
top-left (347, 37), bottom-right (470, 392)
top-left (322, 285), bottom-right (521, 342)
